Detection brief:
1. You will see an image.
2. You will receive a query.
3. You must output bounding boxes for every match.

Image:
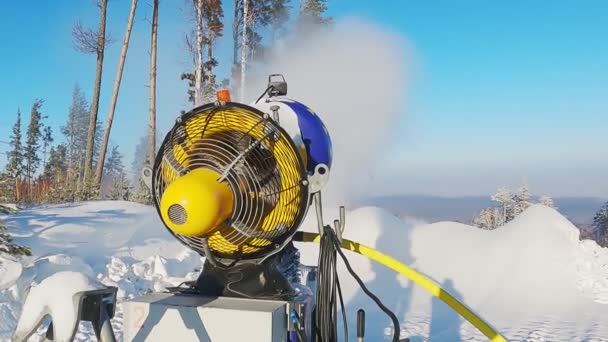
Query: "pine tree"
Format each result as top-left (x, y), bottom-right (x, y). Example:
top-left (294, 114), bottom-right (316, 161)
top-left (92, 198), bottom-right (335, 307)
top-left (104, 145), bottom-right (125, 179)
top-left (185, 0), bottom-right (225, 105)
top-left (514, 184), bottom-right (532, 216)
top-left (131, 134), bottom-right (160, 182)
top-left (0, 172), bottom-right (12, 203)
top-left (491, 186), bottom-right (516, 225)
top-left (101, 145), bottom-right (125, 198)
top-left (133, 177), bottom-right (152, 205)
top-left (24, 99), bottom-right (44, 200)
top-left (231, 0), bottom-right (276, 98)
top-left (131, 135), bottom-right (147, 177)
top-left (44, 145), bottom-right (68, 179)
top-left (298, 0), bottom-right (331, 29)
top-left (42, 126), bottom-right (54, 169)
top-left (268, 0), bottom-right (290, 41)
top-left (202, 0), bottom-right (224, 102)
top-left (592, 202), bottom-right (608, 248)
top-left (43, 145), bottom-right (68, 203)
top-left (62, 84), bottom-right (90, 191)
top-left (6, 109), bottom-right (24, 180)
top-left (109, 174), bottom-right (128, 200)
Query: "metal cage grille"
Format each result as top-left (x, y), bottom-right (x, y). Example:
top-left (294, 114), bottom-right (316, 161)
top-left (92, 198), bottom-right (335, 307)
top-left (152, 103), bottom-right (309, 261)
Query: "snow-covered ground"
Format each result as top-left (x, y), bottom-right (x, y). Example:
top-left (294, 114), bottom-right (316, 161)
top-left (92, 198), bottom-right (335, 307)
top-left (1, 201), bottom-right (608, 341)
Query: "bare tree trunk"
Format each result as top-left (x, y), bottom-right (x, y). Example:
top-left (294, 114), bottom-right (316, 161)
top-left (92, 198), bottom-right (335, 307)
top-left (194, 0), bottom-right (204, 106)
top-left (148, 0), bottom-right (159, 165)
top-left (240, 0), bottom-right (248, 102)
top-left (207, 29), bottom-right (214, 88)
top-left (95, 0), bottom-right (138, 187)
top-left (232, 0), bottom-right (241, 93)
top-left (83, 0), bottom-right (108, 192)
top-left (232, 0), bottom-right (240, 65)
top-left (26, 163), bottom-right (30, 202)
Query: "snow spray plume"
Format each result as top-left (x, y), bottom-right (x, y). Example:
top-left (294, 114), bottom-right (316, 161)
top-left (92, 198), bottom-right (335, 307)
top-left (246, 18), bottom-right (410, 206)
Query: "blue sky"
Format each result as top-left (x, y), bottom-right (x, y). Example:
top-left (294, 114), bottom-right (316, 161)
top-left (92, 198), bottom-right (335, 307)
top-left (0, 1), bottom-right (606, 197)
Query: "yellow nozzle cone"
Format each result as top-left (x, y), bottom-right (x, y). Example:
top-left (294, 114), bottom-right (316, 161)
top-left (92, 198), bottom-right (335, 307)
top-left (160, 168), bottom-right (234, 237)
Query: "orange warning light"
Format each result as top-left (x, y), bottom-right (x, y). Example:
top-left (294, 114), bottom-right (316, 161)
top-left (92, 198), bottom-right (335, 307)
top-left (216, 89), bottom-right (231, 102)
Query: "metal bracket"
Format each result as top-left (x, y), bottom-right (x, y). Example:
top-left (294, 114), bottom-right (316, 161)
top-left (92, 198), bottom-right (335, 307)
top-left (335, 206), bottom-right (346, 243)
top-left (312, 190), bottom-right (346, 241)
top-left (141, 166), bottom-right (153, 191)
top-left (270, 105), bottom-right (280, 124)
top-left (308, 164), bottom-right (330, 194)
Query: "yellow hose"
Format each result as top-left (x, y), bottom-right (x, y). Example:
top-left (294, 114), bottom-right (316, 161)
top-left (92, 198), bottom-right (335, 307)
top-left (293, 231), bottom-right (508, 342)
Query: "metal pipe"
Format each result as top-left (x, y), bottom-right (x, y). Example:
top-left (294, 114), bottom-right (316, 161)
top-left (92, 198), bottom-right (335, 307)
top-left (97, 307), bottom-right (117, 342)
top-left (357, 309), bottom-right (365, 342)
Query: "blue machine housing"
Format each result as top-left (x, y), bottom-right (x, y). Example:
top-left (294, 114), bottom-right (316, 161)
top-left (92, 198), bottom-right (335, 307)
top-left (276, 100), bottom-right (333, 175)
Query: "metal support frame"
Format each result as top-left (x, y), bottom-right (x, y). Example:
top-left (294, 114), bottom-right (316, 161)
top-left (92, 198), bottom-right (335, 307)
top-left (46, 287), bottom-right (118, 342)
top-left (14, 287), bottom-right (118, 342)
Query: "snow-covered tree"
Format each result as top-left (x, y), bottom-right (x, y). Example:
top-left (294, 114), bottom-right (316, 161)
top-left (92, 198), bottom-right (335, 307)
top-left (133, 178), bottom-right (152, 205)
top-left (513, 184), bottom-right (532, 216)
top-left (473, 207), bottom-right (501, 230)
top-left (109, 174), bottom-right (129, 200)
top-left (475, 184), bottom-right (562, 230)
top-left (592, 202), bottom-right (608, 248)
top-left (539, 195), bottom-right (557, 209)
top-left (491, 186), bottom-right (516, 225)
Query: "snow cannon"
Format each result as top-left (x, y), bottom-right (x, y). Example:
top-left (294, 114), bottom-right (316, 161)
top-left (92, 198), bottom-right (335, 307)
top-left (121, 75), bottom-right (508, 342)
top-left (151, 74), bottom-right (332, 300)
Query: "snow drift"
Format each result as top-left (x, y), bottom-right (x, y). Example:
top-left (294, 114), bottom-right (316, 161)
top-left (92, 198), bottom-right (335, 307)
top-left (1, 202), bottom-right (608, 341)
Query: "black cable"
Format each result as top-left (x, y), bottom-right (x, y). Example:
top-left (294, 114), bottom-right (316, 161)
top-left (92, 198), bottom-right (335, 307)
top-left (292, 310), bottom-right (307, 342)
top-left (336, 275), bottom-right (348, 342)
top-left (254, 86), bottom-right (272, 104)
top-left (296, 326), bottom-right (306, 342)
top-left (314, 226), bottom-right (401, 341)
top-left (315, 228), bottom-right (339, 341)
top-left (330, 231), bottom-right (401, 342)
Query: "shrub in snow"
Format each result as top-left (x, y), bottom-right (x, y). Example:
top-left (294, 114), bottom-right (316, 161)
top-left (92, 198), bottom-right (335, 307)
top-left (0, 219), bottom-right (31, 256)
